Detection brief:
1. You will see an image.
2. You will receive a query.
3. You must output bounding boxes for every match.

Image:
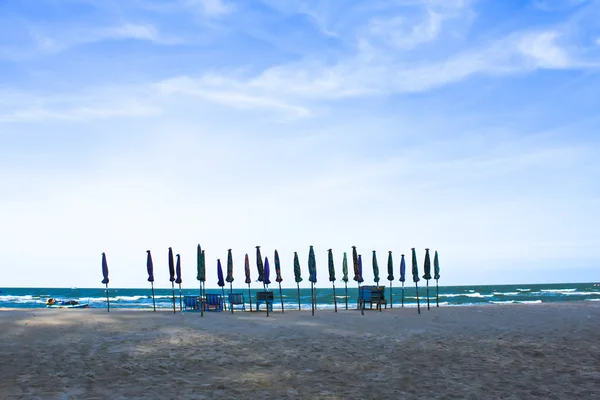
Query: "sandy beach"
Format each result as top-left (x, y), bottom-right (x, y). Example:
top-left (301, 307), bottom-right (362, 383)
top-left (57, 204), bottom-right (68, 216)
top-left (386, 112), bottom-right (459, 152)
top-left (1, 303), bottom-right (599, 399)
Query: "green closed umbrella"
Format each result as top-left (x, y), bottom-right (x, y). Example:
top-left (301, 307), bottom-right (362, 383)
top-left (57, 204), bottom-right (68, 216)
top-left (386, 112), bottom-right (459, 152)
top-left (256, 246), bottom-right (264, 284)
top-left (308, 246), bottom-right (317, 316)
top-left (411, 248), bottom-right (421, 314)
top-left (227, 249), bottom-right (234, 313)
top-left (372, 251), bottom-right (380, 285)
top-left (293, 252), bottom-right (302, 310)
top-left (387, 251), bottom-right (394, 308)
top-left (168, 247), bottom-right (176, 314)
top-left (342, 252), bottom-right (349, 310)
top-left (434, 251), bottom-right (440, 307)
top-left (423, 248), bottom-right (432, 311)
top-left (274, 250), bottom-right (284, 313)
top-left (328, 249), bottom-right (337, 312)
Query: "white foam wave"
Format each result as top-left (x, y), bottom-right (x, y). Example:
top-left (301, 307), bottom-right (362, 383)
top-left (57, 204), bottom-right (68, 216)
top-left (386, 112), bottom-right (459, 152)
top-left (585, 299), bottom-right (600, 302)
top-left (540, 289), bottom-right (577, 293)
top-left (492, 292), bottom-right (520, 296)
top-left (517, 300), bottom-right (542, 304)
top-left (516, 288), bottom-right (531, 292)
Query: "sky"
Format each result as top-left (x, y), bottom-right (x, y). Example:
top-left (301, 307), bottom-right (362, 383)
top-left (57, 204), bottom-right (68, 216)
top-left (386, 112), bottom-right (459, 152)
top-left (1, 0), bottom-right (599, 289)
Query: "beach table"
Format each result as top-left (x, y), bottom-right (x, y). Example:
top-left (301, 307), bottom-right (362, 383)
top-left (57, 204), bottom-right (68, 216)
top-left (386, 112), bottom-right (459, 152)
top-left (256, 291), bottom-right (274, 312)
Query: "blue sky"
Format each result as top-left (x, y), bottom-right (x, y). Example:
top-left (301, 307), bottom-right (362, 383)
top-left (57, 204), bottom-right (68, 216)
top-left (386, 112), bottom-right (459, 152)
top-left (1, 0), bottom-right (599, 288)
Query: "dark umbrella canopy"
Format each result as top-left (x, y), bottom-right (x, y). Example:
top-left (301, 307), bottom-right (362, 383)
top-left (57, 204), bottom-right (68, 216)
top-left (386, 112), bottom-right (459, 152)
top-left (101, 252), bottom-right (109, 284)
top-left (372, 251), bottom-right (380, 283)
top-left (264, 257), bottom-right (271, 285)
top-left (352, 246), bottom-right (362, 282)
top-left (168, 248), bottom-right (175, 282)
top-left (175, 254), bottom-right (182, 284)
top-left (308, 246), bottom-right (317, 283)
top-left (423, 249), bottom-right (432, 280)
top-left (328, 249), bottom-right (335, 282)
top-left (201, 250), bottom-right (206, 282)
top-left (399, 254), bottom-right (406, 282)
top-left (226, 249), bottom-right (234, 283)
top-left (196, 245), bottom-right (203, 281)
top-left (387, 251), bottom-right (394, 281)
top-left (293, 252), bottom-right (302, 283)
top-left (245, 254), bottom-right (251, 284)
top-left (411, 248), bottom-right (420, 283)
top-left (342, 252), bottom-right (349, 283)
top-left (274, 250), bottom-right (283, 283)
top-left (217, 259), bottom-right (225, 287)
top-left (434, 251), bottom-right (440, 280)
top-left (358, 254), bottom-right (363, 281)
top-left (147, 250), bottom-right (154, 282)
top-left (256, 246), bottom-right (264, 282)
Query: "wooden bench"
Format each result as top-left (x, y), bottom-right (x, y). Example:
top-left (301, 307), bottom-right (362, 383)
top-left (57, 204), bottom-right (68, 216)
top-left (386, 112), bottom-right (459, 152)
top-left (256, 291), bottom-right (274, 312)
top-left (359, 286), bottom-right (387, 311)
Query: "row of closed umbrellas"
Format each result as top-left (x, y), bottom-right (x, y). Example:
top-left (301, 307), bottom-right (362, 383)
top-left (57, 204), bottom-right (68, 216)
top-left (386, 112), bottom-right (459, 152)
top-left (100, 246), bottom-right (441, 316)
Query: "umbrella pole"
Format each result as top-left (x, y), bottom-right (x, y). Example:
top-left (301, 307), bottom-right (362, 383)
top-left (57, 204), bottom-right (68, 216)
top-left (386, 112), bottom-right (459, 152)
top-left (359, 283), bottom-right (364, 316)
top-left (297, 283), bottom-right (301, 311)
top-left (230, 283), bottom-right (233, 314)
top-left (264, 283), bottom-right (269, 317)
top-left (248, 284), bottom-right (252, 312)
top-left (390, 281), bottom-right (393, 308)
top-left (171, 282), bottom-right (176, 314)
top-left (200, 282), bottom-right (204, 317)
top-left (436, 279), bottom-right (439, 307)
top-left (426, 281), bottom-right (430, 311)
top-left (401, 283), bottom-right (405, 307)
top-left (151, 282), bottom-right (156, 312)
top-left (278, 282), bottom-right (284, 313)
top-left (311, 282), bottom-right (314, 316)
top-left (333, 283), bottom-right (337, 312)
top-left (415, 283), bottom-right (421, 314)
top-left (221, 287), bottom-right (226, 311)
top-left (105, 283), bottom-right (110, 312)
top-left (178, 283), bottom-right (183, 312)
top-left (345, 282), bottom-right (348, 310)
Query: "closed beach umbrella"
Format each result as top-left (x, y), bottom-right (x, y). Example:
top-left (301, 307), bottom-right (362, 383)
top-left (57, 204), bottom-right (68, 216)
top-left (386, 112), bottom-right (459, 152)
top-left (399, 254), bottom-right (406, 307)
top-left (352, 246), bottom-right (362, 310)
top-left (245, 253), bottom-right (252, 312)
top-left (197, 245), bottom-right (205, 317)
top-left (372, 251), bottom-right (380, 284)
top-left (264, 257), bottom-right (271, 317)
top-left (293, 252), bottom-right (302, 311)
top-left (328, 249), bottom-right (337, 312)
top-left (274, 250), bottom-right (284, 313)
top-left (176, 254), bottom-right (183, 312)
top-left (423, 249), bottom-right (432, 311)
top-left (226, 249), bottom-right (234, 302)
top-left (168, 248), bottom-right (176, 314)
top-left (256, 246), bottom-right (264, 283)
top-left (411, 248), bottom-right (421, 314)
top-left (147, 250), bottom-right (156, 311)
top-left (308, 246), bottom-right (317, 316)
top-left (387, 251), bottom-right (394, 308)
top-left (217, 259), bottom-right (225, 306)
top-left (342, 252), bottom-right (349, 310)
top-left (101, 252), bottom-right (110, 312)
top-left (434, 251), bottom-right (440, 307)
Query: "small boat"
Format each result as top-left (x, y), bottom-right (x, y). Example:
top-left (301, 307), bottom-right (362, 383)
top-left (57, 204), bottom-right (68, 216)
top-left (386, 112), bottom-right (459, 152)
top-left (46, 298), bottom-right (89, 309)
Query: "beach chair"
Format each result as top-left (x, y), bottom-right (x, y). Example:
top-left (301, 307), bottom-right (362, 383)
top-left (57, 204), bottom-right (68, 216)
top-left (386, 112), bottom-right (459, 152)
top-left (183, 296), bottom-right (201, 311)
top-left (204, 293), bottom-right (223, 312)
top-left (228, 293), bottom-right (246, 312)
top-left (359, 286), bottom-right (387, 311)
top-left (256, 291), bottom-right (274, 312)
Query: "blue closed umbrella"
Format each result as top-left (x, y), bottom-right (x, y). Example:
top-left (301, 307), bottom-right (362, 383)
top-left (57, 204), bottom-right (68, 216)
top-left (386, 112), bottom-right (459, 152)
top-left (101, 252), bottom-right (110, 312)
top-left (217, 259), bottom-right (225, 307)
top-left (147, 250), bottom-right (156, 311)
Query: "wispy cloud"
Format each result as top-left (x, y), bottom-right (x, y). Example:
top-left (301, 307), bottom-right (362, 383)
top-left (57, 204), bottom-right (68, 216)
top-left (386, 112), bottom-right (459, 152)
top-left (184, 0), bottom-right (235, 17)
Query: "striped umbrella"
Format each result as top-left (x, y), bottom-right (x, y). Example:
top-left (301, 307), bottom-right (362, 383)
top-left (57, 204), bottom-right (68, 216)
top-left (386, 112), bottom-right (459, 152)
top-left (411, 248), bottom-right (421, 314)
top-left (372, 251), bottom-right (380, 284)
top-left (387, 251), bottom-right (394, 308)
top-left (176, 254), bottom-right (183, 312)
top-left (293, 252), bottom-right (302, 310)
top-left (245, 254), bottom-right (252, 312)
top-left (434, 251), bottom-right (440, 307)
top-left (217, 259), bottom-right (225, 306)
top-left (146, 250), bottom-right (156, 311)
top-left (342, 252), bottom-right (349, 310)
top-left (227, 249), bottom-right (234, 312)
top-left (423, 248), bottom-right (432, 311)
top-left (274, 250), bottom-right (284, 313)
top-left (308, 246), bottom-right (317, 316)
top-left (256, 246), bottom-right (264, 283)
top-left (197, 245), bottom-right (205, 317)
top-left (168, 247), bottom-right (176, 314)
top-left (101, 252), bottom-right (110, 312)
top-left (328, 249), bottom-right (337, 312)
top-left (399, 254), bottom-right (406, 307)
top-left (264, 257), bottom-right (271, 317)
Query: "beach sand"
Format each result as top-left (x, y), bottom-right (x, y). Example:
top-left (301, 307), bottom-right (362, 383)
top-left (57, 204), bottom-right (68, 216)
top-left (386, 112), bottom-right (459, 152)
top-left (1, 303), bottom-right (599, 399)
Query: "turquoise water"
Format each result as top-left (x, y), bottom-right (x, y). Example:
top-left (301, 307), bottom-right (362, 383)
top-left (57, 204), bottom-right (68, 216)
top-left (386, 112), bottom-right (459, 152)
top-left (1, 282), bottom-right (599, 309)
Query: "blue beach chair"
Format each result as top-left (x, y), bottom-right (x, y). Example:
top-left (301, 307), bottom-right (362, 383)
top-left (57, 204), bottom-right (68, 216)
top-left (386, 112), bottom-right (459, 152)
top-left (183, 296), bottom-right (201, 312)
top-left (204, 293), bottom-right (223, 312)
top-left (228, 293), bottom-right (246, 312)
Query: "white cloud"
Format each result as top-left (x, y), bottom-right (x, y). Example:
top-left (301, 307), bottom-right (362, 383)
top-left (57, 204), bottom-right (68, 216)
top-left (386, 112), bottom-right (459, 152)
top-left (366, 9), bottom-right (444, 50)
top-left (184, 0), bottom-right (234, 16)
top-left (517, 31), bottom-right (571, 68)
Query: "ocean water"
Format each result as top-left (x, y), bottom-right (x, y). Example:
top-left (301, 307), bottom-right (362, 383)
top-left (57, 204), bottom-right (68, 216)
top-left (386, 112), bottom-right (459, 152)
top-left (1, 282), bottom-right (599, 309)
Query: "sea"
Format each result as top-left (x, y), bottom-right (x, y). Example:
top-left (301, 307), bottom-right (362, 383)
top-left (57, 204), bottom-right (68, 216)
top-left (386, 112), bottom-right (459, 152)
top-left (1, 282), bottom-right (599, 310)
